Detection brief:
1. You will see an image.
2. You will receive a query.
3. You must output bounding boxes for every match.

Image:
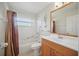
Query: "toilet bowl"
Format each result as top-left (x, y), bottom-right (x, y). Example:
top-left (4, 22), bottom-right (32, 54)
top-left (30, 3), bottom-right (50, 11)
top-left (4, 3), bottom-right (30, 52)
top-left (32, 43), bottom-right (41, 49)
top-left (31, 42), bottom-right (41, 55)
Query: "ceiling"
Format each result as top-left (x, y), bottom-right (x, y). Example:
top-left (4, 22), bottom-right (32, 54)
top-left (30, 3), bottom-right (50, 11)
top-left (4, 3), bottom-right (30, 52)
top-left (8, 2), bottom-right (52, 14)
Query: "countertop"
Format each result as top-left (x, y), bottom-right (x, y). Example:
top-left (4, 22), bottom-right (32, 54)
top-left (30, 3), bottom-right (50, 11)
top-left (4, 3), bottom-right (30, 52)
top-left (41, 33), bottom-right (79, 52)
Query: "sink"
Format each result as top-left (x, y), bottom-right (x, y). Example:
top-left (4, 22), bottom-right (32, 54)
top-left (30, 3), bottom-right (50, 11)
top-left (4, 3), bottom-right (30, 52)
top-left (42, 33), bottom-right (79, 51)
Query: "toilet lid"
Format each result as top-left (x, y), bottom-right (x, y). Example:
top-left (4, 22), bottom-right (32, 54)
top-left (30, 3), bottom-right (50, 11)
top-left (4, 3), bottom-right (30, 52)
top-left (31, 43), bottom-right (41, 48)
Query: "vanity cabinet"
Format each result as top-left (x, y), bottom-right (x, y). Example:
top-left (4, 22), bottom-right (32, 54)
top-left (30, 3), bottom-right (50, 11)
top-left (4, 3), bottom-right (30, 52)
top-left (41, 39), bottom-right (78, 56)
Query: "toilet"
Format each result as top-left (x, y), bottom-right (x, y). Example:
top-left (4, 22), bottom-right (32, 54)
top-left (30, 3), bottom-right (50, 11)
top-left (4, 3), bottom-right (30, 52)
top-left (31, 42), bottom-right (41, 56)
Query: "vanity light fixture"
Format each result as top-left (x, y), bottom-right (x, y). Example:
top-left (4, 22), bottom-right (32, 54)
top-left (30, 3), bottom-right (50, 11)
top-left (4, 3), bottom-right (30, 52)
top-left (55, 2), bottom-right (69, 8)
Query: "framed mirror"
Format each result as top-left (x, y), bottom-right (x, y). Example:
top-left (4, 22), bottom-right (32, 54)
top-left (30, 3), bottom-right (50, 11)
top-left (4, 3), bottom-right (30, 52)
top-left (50, 2), bottom-right (79, 37)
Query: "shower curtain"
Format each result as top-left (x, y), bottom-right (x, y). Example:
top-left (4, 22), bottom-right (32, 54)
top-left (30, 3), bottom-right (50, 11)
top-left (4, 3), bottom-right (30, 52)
top-left (53, 21), bottom-right (56, 33)
top-left (5, 10), bottom-right (19, 56)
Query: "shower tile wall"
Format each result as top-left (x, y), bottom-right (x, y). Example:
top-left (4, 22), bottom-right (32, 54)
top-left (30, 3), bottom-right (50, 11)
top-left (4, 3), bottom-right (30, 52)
top-left (18, 23), bottom-right (38, 55)
top-left (16, 16), bottom-right (38, 55)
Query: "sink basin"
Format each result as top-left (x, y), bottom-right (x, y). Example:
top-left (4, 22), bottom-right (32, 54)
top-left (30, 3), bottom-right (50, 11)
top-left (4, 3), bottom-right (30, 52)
top-left (41, 33), bottom-right (79, 51)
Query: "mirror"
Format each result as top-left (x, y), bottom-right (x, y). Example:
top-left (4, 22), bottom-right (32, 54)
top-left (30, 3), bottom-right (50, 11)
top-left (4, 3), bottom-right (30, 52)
top-left (50, 3), bottom-right (79, 37)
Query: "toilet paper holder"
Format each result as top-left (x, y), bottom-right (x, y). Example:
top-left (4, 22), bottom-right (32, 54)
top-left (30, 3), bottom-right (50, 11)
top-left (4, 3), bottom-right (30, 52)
top-left (0, 42), bottom-right (8, 49)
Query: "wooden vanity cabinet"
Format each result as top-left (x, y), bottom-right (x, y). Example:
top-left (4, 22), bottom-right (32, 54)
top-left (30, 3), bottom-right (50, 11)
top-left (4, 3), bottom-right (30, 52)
top-left (41, 39), bottom-right (78, 56)
top-left (41, 39), bottom-right (50, 56)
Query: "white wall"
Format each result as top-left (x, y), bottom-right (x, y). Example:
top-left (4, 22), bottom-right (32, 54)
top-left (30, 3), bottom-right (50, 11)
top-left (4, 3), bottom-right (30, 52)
top-left (0, 2), bottom-right (9, 56)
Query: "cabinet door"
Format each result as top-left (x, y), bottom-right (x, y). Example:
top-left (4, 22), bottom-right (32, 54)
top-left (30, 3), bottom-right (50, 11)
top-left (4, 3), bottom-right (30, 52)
top-left (41, 40), bottom-right (50, 56)
top-left (50, 49), bottom-right (64, 56)
top-left (54, 51), bottom-right (64, 56)
top-left (50, 49), bottom-right (55, 56)
top-left (45, 45), bottom-right (51, 56)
